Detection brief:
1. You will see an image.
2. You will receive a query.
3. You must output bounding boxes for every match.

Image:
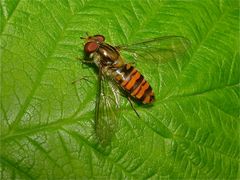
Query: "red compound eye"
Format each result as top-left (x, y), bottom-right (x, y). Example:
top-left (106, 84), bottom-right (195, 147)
top-left (84, 42), bottom-right (99, 54)
top-left (94, 35), bottom-right (105, 42)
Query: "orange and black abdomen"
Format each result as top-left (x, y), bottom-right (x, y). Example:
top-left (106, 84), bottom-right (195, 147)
top-left (114, 64), bottom-right (155, 104)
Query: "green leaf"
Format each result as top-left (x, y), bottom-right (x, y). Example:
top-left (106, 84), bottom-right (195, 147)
top-left (1, 0), bottom-right (239, 179)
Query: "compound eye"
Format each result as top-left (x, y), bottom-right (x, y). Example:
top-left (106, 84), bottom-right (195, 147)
top-left (84, 42), bottom-right (99, 54)
top-left (94, 35), bottom-right (105, 42)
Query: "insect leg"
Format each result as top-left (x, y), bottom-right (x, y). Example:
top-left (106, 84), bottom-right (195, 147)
top-left (127, 96), bottom-right (140, 119)
top-left (71, 76), bottom-right (94, 84)
top-left (76, 56), bottom-right (95, 70)
top-left (80, 32), bottom-right (90, 40)
top-left (76, 56), bottom-right (94, 63)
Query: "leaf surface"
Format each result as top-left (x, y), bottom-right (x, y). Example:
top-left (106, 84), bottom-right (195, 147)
top-left (0, 0), bottom-right (239, 179)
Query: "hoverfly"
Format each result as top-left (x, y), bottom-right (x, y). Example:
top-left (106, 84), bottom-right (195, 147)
top-left (80, 34), bottom-right (190, 146)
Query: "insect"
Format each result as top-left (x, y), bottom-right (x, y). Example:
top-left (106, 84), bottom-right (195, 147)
top-left (80, 34), bottom-right (190, 145)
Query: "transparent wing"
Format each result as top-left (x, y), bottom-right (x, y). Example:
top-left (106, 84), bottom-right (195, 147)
top-left (95, 67), bottom-right (120, 146)
top-left (117, 36), bottom-right (191, 64)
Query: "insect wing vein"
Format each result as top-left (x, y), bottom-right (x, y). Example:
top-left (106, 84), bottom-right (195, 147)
top-left (118, 36), bottom-right (190, 64)
top-left (95, 68), bottom-right (119, 146)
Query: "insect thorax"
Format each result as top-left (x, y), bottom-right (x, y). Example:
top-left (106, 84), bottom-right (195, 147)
top-left (91, 50), bottom-right (125, 74)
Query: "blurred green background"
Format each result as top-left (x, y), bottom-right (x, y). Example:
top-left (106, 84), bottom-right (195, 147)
top-left (0, 0), bottom-right (239, 179)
